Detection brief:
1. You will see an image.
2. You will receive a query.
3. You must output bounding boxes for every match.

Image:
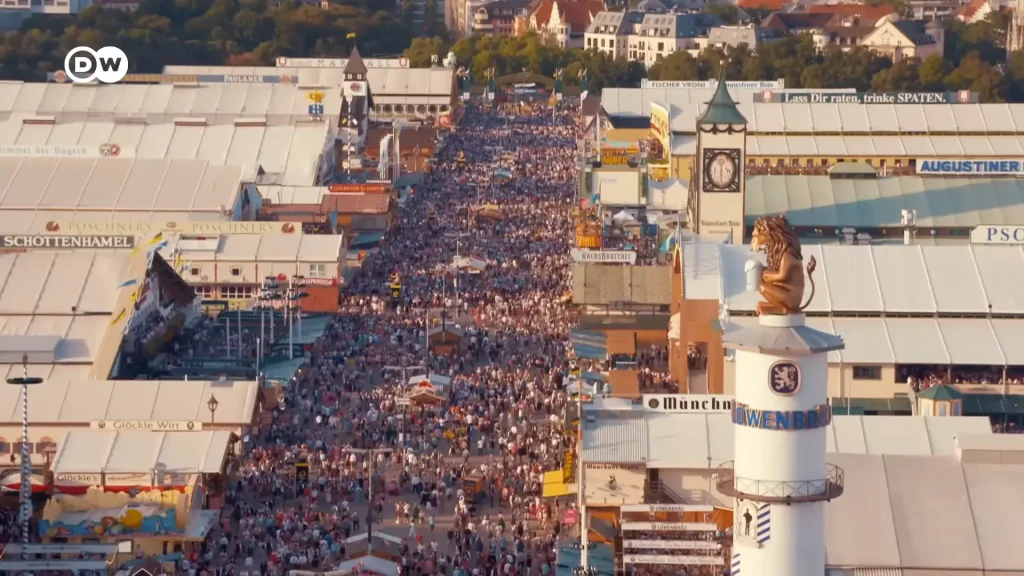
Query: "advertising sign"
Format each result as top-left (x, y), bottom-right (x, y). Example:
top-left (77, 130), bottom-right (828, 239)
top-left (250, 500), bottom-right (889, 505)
top-left (642, 79), bottom-right (784, 90)
top-left (601, 147), bottom-right (639, 165)
top-left (104, 472), bottom-right (152, 486)
top-left (620, 504), bottom-right (714, 513)
top-left (276, 57), bottom-right (409, 68)
top-left (49, 72), bottom-right (297, 84)
top-left (91, 420), bottom-right (203, 431)
top-left (971, 225), bottom-right (1024, 244)
top-left (623, 540), bottom-right (722, 550)
top-left (623, 554), bottom-right (725, 566)
top-left (649, 103), bottom-right (671, 154)
top-left (642, 394), bottom-right (734, 413)
top-left (328, 183), bottom-right (389, 194)
top-left (0, 235), bottom-right (134, 250)
top-left (916, 159), bottom-right (1024, 176)
top-left (54, 473), bottom-right (102, 487)
top-left (621, 522), bottom-right (718, 532)
top-left (731, 401), bottom-right (832, 430)
top-left (757, 91), bottom-right (976, 104)
top-left (570, 249), bottom-right (637, 264)
top-left (39, 221), bottom-right (299, 235)
top-left (0, 144), bottom-right (130, 158)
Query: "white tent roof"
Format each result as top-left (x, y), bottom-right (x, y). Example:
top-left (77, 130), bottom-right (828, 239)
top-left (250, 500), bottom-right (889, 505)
top-left (50, 430), bottom-right (232, 475)
top-left (681, 240), bottom-right (1024, 317)
top-left (0, 379), bottom-right (259, 425)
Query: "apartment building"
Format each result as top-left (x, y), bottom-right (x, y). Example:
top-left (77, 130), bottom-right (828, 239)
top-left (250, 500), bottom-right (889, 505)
top-left (528, 0), bottom-right (607, 48)
top-left (0, 0), bottom-right (90, 30)
top-left (627, 12), bottom-right (722, 67)
top-left (473, 0), bottom-right (530, 34)
top-left (584, 9), bottom-right (652, 58)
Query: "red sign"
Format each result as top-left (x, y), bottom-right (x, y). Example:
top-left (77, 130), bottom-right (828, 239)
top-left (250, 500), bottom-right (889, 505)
top-left (328, 183), bottom-right (387, 194)
top-left (563, 509), bottom-right (579, 526)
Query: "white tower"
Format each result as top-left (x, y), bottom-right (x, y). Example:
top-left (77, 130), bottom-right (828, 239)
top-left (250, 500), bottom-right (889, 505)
top-left (719, 313), bottom-right (845, 576)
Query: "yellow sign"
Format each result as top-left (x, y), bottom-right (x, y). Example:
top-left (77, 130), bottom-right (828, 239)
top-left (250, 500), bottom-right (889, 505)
top-left (307, 90), bottom-right (325, 104)
top-left (601, 147), bottom-right (639, 166)
top-left (563, 451), bottom-right (576, 484)
top-left (650, 103), bottom-right (671, 155)
top-left (40, 221), bottom-right (301, 235)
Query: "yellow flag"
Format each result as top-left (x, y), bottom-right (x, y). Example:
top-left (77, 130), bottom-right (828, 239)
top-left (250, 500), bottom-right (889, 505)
top-left (148, 231), bottom-right (164, 245)
top-left (173, 251), bottom-right (183, 271)
top-left (347, 32), bottom-right (357, 39)
top-left (110, 308), bottom-right (126, 325)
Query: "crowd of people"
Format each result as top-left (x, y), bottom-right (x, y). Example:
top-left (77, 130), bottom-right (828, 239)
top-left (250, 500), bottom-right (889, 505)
top-left (185, 101), bottom-right (588, 576)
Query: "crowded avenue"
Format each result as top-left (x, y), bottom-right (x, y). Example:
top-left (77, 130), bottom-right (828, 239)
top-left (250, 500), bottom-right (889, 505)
top-left (166, 103), bottom-right (576, 575)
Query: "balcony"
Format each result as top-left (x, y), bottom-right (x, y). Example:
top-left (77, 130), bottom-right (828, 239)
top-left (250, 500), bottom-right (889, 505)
top-left (714, 461), bottom-right (844, 504)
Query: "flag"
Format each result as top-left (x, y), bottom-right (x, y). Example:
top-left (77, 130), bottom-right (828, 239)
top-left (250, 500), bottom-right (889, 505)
top-left (129, 288), bottom-right (140, 302)
top-left (148, 232), bottom-right (164, 245)
top-left (117, 278), bottom-right (138, 289)
top-left (173, 251), bottom-right (183, 271)
top-left (110, 308), bottom-right (126, 325)
top-left (347, 32), bottom-right (357, 39)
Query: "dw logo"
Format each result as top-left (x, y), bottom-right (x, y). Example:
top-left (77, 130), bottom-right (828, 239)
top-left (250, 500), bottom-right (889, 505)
top-left (769, 361), bottom-right (801, 396)
top-left (61, 46), bottom-right (128, 84)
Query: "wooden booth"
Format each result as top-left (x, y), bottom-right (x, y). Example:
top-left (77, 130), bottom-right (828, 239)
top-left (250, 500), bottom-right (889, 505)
top-left (427, 325), bottom-right (463, 356)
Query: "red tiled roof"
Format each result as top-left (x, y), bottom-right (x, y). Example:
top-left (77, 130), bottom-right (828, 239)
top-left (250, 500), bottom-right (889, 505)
top-left (533, 0), bottom-right (604, 29)
top-left (737, 0), bottom-right (785, 11)
top-left (320, 193), bottom-right (391, 215)
top-left (806, 3), bottom-right (895, 18)
top-left (955, 0), bottom-right (987, 19)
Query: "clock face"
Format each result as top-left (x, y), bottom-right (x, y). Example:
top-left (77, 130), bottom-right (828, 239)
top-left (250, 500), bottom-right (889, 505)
top-left (702, 149), bottom-right (741, 192)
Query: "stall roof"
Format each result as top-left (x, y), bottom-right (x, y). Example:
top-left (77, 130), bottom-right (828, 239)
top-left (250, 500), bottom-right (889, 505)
top-left (825, 453), bottom-right (1024, 571)
top-left (50, 430), bottom-right (232, 475)
top-left (157, 232), bottom-right (343, 263)
top-left (0, 379), bottom-right (259, 425)
top-left (161, 65), bottom-right (456, 97)
top-left (582, 414), bottom-right (648, 464)
top-left (0, 120), bottom-right (329, 187)
top-left (571, 264), bottom-right (671, 305)
top-left (745, 175), bottom-right (1024, 228)
top-left (640, 414), bottom-right (993, 468)
top-left (0, 82), bottom-right (344, 125)
top-left (728, 316), bottom-right (1018, 365)
top-left (0, 158), bottom-right (243, 215)
top-left (681, 239), bottom-right (1024, 316)
top-left (600, 88), bottom-right (1024, 134)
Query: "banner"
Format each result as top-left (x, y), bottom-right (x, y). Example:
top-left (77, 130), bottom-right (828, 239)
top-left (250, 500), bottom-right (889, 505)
top-left (91, 420), bottom-right (202, 431)
top-left (0, 144), bottom-right (131, 158)
top-left (328, 183), bottom-right (388, 193)
top-left (757, 91), bottom-right (976, 104)
top-left (649, 103), bottom-right (671, 153)
top-left (39, 221), bottom-right (300, 235)
top-left (570, 249), bottom-right (637, 264)
top-left (623, 540), bottom-right (722, 551)
top-left (276, 57), bottom-right (409, 68)
top-left (621, 504), bottom-right (714, 513)
top-left (0, 235), bottom-right (133, 250)
top-left (601, 147), bottom-right (638, 165)
top-left (104, 472), bottom-right (153, 487)
top-left (623, 554), bottom-right (725, 566)
top-left (621, 522), bottom-right (718, 532)
top-left (970, 225), bottom-right (1024, 245)
top-left (916, 159), bottom-right (1024, 176)
top-left (642, 394), bottom-right (734, 413)
top-left (642, 79), bottom-right (784, 90)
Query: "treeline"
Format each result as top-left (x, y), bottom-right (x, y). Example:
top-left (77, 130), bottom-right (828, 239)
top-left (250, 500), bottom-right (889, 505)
top-left (1, 0), bottom-right (1023, 102)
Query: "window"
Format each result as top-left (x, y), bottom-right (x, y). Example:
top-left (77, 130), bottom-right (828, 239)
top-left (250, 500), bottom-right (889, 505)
top-left (0, 439), bottom-right (7, 454)
top-left (221, 286), bottom-right (254, 299)
top-left (852, 366), bottom-right (882, 380)
top-left (190, 266), bottom-right (201, 276)
top-left (230, 266), bottom-right (242, 277)
top-left (35, 437), bottom-right (56, 455)
top-left (195, 285), bottom-right (215, 298)
top-left (13, 439), bottom-right (33, 455)
top-left (658, 42), bottom-right (664, 51)
top-left (310, 264), bottom-right (326, 278)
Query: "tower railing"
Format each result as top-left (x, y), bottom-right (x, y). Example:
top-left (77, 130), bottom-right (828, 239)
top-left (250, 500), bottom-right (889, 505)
top-left (714, 461), bottom-right (845, 504)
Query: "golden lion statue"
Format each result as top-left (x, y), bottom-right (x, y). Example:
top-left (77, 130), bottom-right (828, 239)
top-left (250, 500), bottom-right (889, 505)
top-left (750, 214), bottom-right (817, 316)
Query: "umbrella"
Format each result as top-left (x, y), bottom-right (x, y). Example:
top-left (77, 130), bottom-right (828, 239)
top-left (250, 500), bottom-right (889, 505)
top-left (1, 473), bottom-right (48, 495)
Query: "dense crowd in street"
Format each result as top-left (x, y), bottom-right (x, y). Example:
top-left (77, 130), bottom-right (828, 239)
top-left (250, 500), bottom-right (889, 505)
top-left (188, 101), bottom-right (586, 576)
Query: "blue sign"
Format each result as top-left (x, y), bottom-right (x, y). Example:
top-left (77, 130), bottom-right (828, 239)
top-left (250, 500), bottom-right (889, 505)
top-left (309, 104), bottom-right (324, 116)
top-left (769, 361), bottom-right (800, 396)
top-left (732, 402), bottom-right (831, 431)
top-left (916, 159), bottom-right (1024, 176)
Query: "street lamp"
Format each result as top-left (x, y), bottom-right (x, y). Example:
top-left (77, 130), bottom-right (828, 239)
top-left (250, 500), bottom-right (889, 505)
top-left (6, 354), bottom-right (43, 559)
top-left (207, 394), bottom-right (219, 425)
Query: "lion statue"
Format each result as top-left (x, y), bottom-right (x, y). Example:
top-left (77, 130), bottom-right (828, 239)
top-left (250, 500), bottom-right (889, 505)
top-left (750, 214), bottom-right (817, 316)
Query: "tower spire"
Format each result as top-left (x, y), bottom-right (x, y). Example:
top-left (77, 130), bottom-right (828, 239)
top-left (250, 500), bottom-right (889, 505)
top-left (697, 66), bottom-right (747, 126)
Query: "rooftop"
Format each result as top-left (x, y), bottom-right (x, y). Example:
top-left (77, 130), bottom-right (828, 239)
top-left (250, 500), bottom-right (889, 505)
top-left (0, 379), bottom-right (259, 425)
top-left (585, 413), bottom-right (994, 465)
top-left (744, 174), bottom-right (1024, 228)
top-left (156, 232), bottom-right (343, 263)
top-left (680, 241), bottom-right (1024, 317)
top-left (0, 82), bottom-right (344, 125)
top-left (0, 119), bottom-right (330, 187)
top-left (600, 91), bottom-right (1024, 134)
top-left (161, 66), bottom-right (456, 99)
top-left (51, 430), bottom-right (233, 475)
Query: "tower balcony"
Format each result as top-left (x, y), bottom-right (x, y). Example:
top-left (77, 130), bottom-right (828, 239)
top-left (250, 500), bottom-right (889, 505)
top-left (714, 461), bottom-right (844, 504)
